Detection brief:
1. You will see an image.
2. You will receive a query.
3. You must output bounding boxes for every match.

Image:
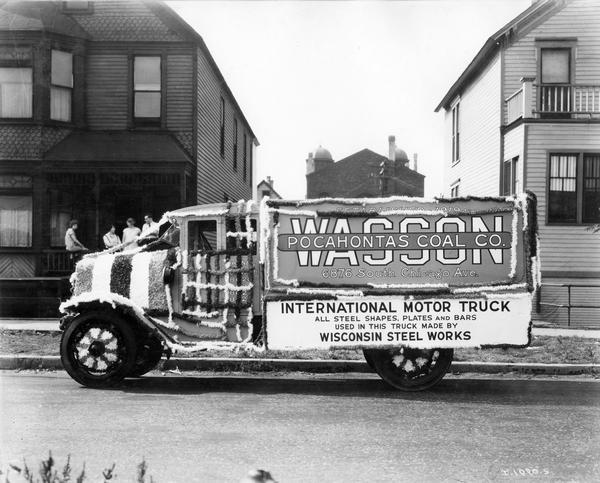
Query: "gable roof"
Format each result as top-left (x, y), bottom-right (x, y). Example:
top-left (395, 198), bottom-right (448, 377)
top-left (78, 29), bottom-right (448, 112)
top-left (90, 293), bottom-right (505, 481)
top-left (257, 179), bottom-right (281, 199)
top-left (44, 131), bottom-right (193, 164)
top-left (434, 0), bottom-right (567, 112)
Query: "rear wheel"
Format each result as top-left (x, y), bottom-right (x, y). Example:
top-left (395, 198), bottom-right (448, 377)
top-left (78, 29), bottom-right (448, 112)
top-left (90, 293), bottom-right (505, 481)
top-left (364, 347), bottom-right (453, 391)
top-left (60, 311), bottom-right (137, 388)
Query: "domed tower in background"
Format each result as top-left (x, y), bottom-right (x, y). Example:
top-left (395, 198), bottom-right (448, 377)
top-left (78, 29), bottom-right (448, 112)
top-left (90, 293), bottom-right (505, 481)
top-left (306, 136), bottom-right (424, 199)
top-left (306, 145), bottom-right (334, 175)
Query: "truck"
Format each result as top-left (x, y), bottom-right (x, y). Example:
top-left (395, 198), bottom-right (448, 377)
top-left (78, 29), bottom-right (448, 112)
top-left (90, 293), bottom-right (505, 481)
top-left (59, 193), bottom-right (540, 391)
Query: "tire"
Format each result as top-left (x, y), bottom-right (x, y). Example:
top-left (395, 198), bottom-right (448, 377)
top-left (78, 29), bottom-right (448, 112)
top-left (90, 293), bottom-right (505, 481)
top-left (129, 336), bottom-right (164, 377)
top-left (365, 347), bottom-right (454, 391)
top-left (362, 349), bottom-right (376, 371)
top-left (60, 310), bottom-right (137, 388)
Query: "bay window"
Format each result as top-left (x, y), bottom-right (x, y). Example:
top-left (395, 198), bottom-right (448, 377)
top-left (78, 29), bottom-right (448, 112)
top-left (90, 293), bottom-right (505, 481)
top-left (0, 68), bottom-right (32, 118)
top-left (134, 56), bottom-right (161, 123)
top-left (51, 50), bottom-right (73, 122)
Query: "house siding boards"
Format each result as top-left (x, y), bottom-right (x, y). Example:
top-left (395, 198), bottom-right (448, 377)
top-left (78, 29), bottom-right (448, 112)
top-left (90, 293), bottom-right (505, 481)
top-left (86, 53), bottom-right (129, 129)
top-left (445, 54), bottom-right (501, 196)
top-left (195, 47), bottom-right (254, 204)
top-left (525, 123), bottom-right (600, 273)
top-left (166, 53), bottom-right (194, 132)
top-left (503, 0), bottom-right (600, 123)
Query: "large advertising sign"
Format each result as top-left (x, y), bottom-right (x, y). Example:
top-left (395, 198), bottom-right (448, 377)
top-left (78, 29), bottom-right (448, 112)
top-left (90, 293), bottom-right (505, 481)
top-left (262, 195), bottom-right (539, 349)
top-left (266, 294), bottom-right (532, 350)
top-left (265, 197), bottom-right (536, 289)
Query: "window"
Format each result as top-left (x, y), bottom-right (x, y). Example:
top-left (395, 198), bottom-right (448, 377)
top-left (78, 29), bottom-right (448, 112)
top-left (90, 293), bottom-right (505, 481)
top-left (51, 50), bottom-right (73, 122)
top-left (0, 195), bottom-right (32, 247)
top-left (502, 157), bottom-right (520, 196)
top-left (243, 133), bottom-right (247, 182)
top-left (233, 118), bottom-right (238, 171)
top-left (134, 56), bottom-right (161, 123)
top-left (451, 102), bottom-right (460, 163)
top-left (541, 48), bottom-right (570, 84)
top-left (219, 97), bottom-right (225, 157)
top-left (261, 190), bottom-right (270, 198)
top-left (0, 68), bottom-right (32, 118)
top-left (248, 137), bottom-right (253, 186)
top-left (540, 48), bottom-right (572, 114)
top-left (583, 154), bottom-right (600, 223)
top-left (450, 181), bottom-right (460, 198)
top-left (548, 153), bottom-right (600, 224)
top-left (188, 220), bottom-right (217, 252)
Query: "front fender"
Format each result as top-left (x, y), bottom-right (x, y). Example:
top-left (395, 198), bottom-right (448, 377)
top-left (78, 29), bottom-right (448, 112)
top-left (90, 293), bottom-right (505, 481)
top-left (58, 292), bottom-right (169, 343)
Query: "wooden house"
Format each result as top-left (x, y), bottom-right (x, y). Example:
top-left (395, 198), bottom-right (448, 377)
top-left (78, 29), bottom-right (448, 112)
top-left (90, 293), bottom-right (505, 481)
top-left (0, 0), bottom-right (257, 315)
top-left (435, 0), bottom-right (600, 327)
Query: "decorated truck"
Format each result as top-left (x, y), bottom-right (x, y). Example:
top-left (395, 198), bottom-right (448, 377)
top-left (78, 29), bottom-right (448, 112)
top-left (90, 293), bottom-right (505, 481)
top-left (59, 193), bottom-right (540, 391)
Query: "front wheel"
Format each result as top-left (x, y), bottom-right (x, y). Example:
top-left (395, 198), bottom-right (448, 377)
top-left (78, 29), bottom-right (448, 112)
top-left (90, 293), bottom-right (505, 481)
top-left (364, 347), bottom-right (453, 391)
top-left (60, 311), bottom-right (137, 388)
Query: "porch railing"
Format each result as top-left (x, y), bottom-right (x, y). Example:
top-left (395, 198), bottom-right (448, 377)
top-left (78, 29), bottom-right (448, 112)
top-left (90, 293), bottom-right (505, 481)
top-left (538, 84), bottom-right (600, 115)
top-left (41, 250), bottom-right (76, 275)
top-left (506, 88), bottom-right (524, 124)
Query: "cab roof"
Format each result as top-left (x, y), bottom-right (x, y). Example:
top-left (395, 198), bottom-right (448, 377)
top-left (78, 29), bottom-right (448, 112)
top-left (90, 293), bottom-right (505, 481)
top-left (163, 201), bottom-right (259, 221)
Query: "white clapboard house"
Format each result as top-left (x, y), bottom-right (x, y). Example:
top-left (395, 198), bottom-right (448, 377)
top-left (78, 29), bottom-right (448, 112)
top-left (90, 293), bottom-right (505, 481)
top-left (435, 0), bottom-right (600, 328)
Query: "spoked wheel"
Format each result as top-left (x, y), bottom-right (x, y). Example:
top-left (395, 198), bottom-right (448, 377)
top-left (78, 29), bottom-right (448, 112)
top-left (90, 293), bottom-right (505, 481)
top-left (60, 311), bottom-right (137, 388)
top-left (364, 347), bottom-right (454, 391)
top-left (129, 336), bottom-right (164, 377)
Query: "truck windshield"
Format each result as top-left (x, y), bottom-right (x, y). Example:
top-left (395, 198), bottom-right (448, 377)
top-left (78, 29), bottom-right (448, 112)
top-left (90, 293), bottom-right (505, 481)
top-left (188, 220), bottom-right (217, 252)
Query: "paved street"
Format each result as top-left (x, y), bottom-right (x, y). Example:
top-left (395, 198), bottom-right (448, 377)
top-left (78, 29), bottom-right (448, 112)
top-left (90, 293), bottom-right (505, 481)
top-left (1, 372), bottom-right (599, 482)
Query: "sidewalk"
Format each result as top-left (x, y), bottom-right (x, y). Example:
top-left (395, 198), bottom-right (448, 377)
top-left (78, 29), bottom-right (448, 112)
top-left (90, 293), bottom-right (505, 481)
top-left (2, 318), bottom-right (600, 338)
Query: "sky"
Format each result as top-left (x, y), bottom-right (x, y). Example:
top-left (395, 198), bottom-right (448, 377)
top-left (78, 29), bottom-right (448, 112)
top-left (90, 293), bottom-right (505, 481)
top-left (169, 0), bottom-right (531, 199)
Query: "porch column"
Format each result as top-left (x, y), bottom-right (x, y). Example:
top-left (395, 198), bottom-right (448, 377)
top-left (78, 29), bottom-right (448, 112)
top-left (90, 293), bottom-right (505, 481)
top-left (520, 76), bottom-right (535, 119)
top-left (94, 171), bottom-right (100, 250)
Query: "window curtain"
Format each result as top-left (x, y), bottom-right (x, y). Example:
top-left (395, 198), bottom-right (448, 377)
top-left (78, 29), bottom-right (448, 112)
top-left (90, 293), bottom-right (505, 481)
top-left (50, 87), bottom-right (71, 122)
top-left (0, 196), bottom-right (32, 247)
top-left (0, 68), bottom-right (32, 118)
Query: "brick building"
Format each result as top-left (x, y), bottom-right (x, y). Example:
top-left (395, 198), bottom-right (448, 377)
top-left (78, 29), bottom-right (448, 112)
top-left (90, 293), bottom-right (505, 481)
top-left (305, 136), bottom-right (424, 199)
top-left (0, 0), bottom-right (257, 315)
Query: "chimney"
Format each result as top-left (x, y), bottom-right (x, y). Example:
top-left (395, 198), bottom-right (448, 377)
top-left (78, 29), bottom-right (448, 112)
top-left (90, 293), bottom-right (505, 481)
top-left (306, 152), bottom-right (315, 175)
top-left (267, 175), bottom-right (273, 187)
top-left (388, 135), bottom-right (396, 162)
top-left (413, 153), bottom-right (418, 172)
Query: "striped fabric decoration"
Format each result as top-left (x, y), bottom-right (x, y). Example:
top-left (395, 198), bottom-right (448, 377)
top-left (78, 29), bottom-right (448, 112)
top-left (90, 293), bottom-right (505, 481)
top-left (71, 249), bottom-right (172, 314)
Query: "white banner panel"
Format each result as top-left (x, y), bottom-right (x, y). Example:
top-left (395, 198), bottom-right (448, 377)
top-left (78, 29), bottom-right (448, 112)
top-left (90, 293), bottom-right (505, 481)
top-left (266, 294), bottom-right (532, 350)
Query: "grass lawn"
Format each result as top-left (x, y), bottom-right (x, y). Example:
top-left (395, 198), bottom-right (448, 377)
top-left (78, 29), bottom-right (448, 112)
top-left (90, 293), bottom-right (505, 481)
top-left (1, 329), bottom-right (599, 364)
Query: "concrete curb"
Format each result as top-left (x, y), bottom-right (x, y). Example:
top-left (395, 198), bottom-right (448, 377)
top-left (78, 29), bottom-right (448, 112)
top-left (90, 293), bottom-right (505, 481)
top-left (1, 355), bottom-right (599, 376)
